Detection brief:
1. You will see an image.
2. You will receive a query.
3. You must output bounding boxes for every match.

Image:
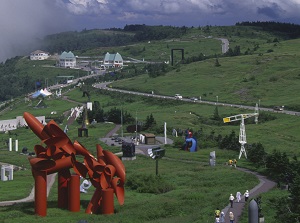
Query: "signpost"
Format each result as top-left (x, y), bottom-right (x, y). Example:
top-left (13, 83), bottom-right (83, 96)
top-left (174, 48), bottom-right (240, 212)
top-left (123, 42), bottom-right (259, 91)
top-left (148, 147), bottom-right (165, 175)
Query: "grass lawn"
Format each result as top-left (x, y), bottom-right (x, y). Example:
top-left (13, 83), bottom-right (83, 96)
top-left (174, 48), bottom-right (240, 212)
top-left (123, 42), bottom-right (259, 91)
top-left (0, 152), bottom-right (260, 223)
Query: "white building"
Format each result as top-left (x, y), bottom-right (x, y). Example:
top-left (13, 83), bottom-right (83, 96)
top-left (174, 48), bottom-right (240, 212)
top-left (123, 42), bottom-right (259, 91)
top-left (0, 115), bottom-right (46, 132)
top-left (103, 52), bottom-right (123, 68)
top-left (30, 50), bottom-right (50, 60)
top-left (58, 51), bottom-right (76, 68)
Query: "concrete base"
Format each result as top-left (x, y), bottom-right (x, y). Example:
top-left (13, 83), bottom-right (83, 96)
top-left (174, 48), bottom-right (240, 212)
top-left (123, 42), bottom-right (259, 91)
top-left (122, 156), bottom-right (136, 161)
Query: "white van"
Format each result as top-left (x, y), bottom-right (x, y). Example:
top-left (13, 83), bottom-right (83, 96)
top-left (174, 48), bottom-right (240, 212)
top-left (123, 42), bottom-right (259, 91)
top-left (175, 94), bottom-right (183, 99)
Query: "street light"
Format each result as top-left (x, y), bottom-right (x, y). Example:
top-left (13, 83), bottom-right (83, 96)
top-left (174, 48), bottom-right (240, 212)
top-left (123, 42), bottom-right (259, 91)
top-left (121, 106), bottom-right (123, 138)
top-left (135, 111), bottom-right (137, 141)
top-left (216, 96), bottom-right (218, 103)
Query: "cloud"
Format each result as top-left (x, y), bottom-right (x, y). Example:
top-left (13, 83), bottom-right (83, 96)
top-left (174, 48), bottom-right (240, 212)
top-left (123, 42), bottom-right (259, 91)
top-left (257, 3), bottom-right (284, 19)
top-left (2, 0), bottom-right (300, 62)
top-left (0, 0), bottom-right (73, 62)
top-left (61, 0), bottom-right (300, 27)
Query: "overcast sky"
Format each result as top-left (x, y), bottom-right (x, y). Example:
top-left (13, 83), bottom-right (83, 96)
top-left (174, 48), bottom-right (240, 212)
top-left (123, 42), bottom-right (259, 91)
top-left (63, 0), bottom-right (300, 29)
top-left (1, 0), bottom-right (300, 62)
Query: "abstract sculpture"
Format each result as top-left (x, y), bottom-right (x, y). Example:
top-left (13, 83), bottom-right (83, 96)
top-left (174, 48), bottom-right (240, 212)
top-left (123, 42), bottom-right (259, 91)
top-left (23, 112), bottom-right (125, 217)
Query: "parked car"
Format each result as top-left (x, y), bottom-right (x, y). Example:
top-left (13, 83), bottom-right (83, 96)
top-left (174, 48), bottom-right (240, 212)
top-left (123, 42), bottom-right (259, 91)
top-left (273, 106), bottom-right (284, 111)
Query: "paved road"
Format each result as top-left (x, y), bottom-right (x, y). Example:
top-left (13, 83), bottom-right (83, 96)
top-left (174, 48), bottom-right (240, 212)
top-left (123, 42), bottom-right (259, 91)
top-left (221, 167), bottom-right (276, 223)
top-left (93, 82), bottom-right (300, 117)
top-left (0, 173), bottom-right (56, 207)
top-left (215, 37), bottom-right (229, 54)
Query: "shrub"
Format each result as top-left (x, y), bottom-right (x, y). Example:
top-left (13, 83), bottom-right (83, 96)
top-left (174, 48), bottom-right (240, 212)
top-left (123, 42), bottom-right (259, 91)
top-left (126, 174), bottom-right (175, 194)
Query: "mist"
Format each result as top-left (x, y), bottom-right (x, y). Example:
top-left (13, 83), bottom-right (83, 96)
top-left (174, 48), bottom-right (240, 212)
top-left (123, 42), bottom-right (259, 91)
top-left (0, 0), bottom-right (74, 63)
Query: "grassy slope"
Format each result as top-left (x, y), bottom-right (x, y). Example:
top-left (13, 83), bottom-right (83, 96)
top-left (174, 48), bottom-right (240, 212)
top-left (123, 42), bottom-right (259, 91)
top-left (0, 25), bottom-right (299, 222)
top-left (112, 39), bottom-right (300, 107)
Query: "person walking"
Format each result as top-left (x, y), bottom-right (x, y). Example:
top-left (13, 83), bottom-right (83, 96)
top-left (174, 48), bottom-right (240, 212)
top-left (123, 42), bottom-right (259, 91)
top-left (220, 211), bottom-right (225, 223)
top-left (244, 189), bottom-right (250, 202)
top-left (236, 191), bottom-right (241, 202)
top-left (229, 194), bottom-right (235, 208)
top-left (229, 211), bottom-right (235, 223)
top-left (215, 208), bottom-right (221, 218)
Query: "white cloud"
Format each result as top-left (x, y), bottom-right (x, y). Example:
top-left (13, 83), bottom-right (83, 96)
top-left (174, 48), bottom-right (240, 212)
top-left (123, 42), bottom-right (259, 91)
top-left (0, 0), bottom-right (73, 62)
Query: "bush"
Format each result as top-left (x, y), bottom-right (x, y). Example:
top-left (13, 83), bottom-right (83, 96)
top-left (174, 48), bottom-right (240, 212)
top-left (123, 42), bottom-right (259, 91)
top-left (126, 174), bottom-right (175, 194)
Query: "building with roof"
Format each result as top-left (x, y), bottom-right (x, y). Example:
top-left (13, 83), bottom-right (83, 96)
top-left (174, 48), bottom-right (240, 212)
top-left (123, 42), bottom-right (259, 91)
top-left (103, 52), bottom-right (123, 68)
top-left (30, 50), bottom-right (50, 60)
top-left (58, 51), bottom-right (76, 68)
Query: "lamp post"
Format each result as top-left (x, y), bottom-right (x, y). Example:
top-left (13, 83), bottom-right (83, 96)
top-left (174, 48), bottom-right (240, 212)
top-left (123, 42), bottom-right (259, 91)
top-left (44, 78), bottom-right (48, 88)
top-left (121, 106), bottom-right (123, 138)
top-left (216, 96), bottom-right (218, 103)
top-left (135, 111), bottom-right (137, 141)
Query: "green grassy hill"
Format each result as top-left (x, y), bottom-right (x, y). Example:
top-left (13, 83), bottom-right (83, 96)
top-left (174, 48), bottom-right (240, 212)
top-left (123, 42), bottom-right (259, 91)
top-left (112, 38), bottom-right (300, 110)
top-left (1, 23), bottom-right (300, 222)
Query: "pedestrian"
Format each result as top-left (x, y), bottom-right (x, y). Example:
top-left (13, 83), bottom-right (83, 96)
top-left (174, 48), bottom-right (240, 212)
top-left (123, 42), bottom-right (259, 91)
top-left (215, 217), bottom-right (220, 223)
top-left (236, 191), bottom-right (241, 202)
top-left (229, 193), bottom-right (235, 208)
top-left (215, 208), bottom-right (220, 218)
top-left (220, 211), bottom-right (225, 223)
top-left (244, 189), bottom-right (250, 202)
top-left (229, 211), bottom-right (235, 223)
top-left (233, 159), bottom-right (237, 168)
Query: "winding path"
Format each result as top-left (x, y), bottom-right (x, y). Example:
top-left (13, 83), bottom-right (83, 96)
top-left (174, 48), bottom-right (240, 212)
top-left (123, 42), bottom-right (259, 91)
top-left (221, 167), bottom-right (276, 223)
top-left (0, 173), bottom-right (56, 207)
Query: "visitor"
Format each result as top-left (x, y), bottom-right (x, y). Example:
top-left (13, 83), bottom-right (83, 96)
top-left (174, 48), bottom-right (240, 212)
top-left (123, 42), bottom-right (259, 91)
top-left (233, 159), bottom-right (237, 168)
top-left (229, 194), bottom-right (235, 208)
top-left (220, 211), bottom-right (225, 223)
top-left (229, 211), bottom-right (235, 223)
top-left (236, 191), bottom-right (241, 202)
top-left (215, 208), bottom-right (220, 218)
top-left (244, 190), bottom-right (250, 202)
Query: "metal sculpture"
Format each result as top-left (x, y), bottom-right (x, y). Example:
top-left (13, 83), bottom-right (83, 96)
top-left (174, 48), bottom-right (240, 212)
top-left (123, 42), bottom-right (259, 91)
top-left (223, 104), bottom-right (259, 159)
top-left (23, 112), bottom-right (125, 217)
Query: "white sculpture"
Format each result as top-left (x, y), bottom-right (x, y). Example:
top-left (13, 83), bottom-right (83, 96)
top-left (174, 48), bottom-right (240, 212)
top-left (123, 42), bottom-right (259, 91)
top-left (80, 178), bottom-right (92, 193)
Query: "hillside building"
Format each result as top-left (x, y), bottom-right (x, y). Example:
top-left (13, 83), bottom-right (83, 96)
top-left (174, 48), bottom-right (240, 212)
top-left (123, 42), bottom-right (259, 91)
top-left (103, 52), bottom-right (123, 68)
top-left (30, 50), bottom-right (50, 60)
top-left (58, 51), bottom-right (77, 68)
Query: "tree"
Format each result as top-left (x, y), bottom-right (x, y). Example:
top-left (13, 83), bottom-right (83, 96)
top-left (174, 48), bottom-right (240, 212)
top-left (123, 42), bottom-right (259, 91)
top-left (144, 113), bottom-right (156, 130)
top-left (290, 175), bottom-right (300, 216)
top-left (212, 106), bottom-right (220, 121)
top-left (274, 175), bottom-right (300, 222)
top-left (219, 130), bottom-right (240, 151)
top-left (247, 143), bottom-right (267, 167)
top-left (215, 58), bottom-right (221, 67)
top-left (266, 150), bottom-right (290, 185)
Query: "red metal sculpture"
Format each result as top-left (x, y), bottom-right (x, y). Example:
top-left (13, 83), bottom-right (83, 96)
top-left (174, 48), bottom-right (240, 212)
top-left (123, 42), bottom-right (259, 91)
top-left (24, 112), bottom-right (125, 216)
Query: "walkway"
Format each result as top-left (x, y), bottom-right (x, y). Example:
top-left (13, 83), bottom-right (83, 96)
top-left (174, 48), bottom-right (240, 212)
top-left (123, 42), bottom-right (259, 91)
top-left (221, 167), bottom-right (276, 223)
top-left (0, 173), bottom-right (56, 207)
